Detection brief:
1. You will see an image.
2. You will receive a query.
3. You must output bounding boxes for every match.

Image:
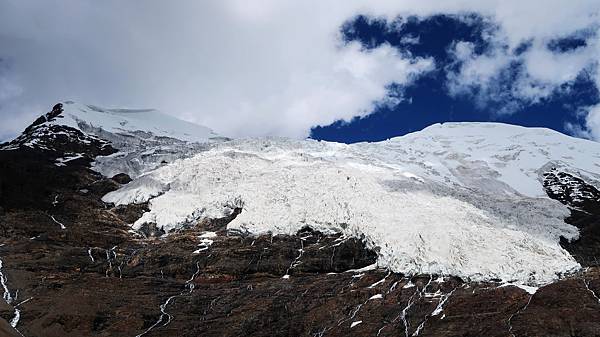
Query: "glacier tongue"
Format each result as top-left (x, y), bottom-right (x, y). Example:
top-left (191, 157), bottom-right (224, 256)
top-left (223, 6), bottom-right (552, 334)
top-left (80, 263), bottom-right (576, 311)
top-left (103, 123), bottom-right (600, 284)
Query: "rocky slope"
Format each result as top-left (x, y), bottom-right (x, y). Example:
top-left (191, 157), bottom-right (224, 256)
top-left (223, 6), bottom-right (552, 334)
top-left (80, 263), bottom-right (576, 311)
top-left (0, 103), bottom-right (599, 337)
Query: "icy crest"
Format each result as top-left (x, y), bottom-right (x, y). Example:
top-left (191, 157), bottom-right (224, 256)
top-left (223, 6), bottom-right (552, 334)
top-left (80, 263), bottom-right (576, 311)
top-left (55, 102), bottom-right (224, 177)
top-left (53, 101), bottom-right (218, 143)
top-left (103, 122), bottom-right (600, 284)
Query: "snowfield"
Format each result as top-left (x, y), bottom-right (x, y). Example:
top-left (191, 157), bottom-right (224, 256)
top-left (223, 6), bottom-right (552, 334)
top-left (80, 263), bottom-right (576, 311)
top-left (54, 101), bottom-right (219, 143)
top-left (55, 102), bottom-right (224, 177)
top-left (103, 122), bottom-right (600, 285)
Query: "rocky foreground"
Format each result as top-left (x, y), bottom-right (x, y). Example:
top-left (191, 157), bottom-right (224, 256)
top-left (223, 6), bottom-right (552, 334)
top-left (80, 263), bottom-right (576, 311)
top-left (0, 105), bottom-right (599, 336)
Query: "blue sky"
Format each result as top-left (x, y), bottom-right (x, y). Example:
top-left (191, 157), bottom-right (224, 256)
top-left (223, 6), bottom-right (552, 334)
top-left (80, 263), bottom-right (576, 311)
top-left (312, 14), bottom-right (600, 143)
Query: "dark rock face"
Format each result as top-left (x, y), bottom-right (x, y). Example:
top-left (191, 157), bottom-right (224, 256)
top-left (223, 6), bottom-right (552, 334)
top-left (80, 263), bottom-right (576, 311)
top-left (0, 106), bottom-right (599, 336)
top-left (23, 103), bottom-right (64, 133)
top-left (111, 173), bottom-right (133, 185)
top-left (544, 169), bottom-right (600, 267)
top-left (1, 103), bottom-right (116, 164)
top-left (544, 169), bottom-right (600, 211)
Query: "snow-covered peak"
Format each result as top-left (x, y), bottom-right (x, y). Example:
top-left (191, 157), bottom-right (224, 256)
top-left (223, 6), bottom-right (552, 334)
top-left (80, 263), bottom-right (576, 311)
top-left (103, 122), bottom-right (600, 285)
top-left (1, 102), bottom-right (224, 177)
top-left (379, 122), bottom-right (600, 196)
top-left (54, 101), bottom-right (219, 143)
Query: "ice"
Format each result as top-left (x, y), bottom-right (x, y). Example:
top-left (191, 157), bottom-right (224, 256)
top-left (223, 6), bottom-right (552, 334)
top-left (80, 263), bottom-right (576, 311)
top-left (369, 294), bottom-right (383, 300)
top-left (55, 154), bottom-right (84, 166)
top-left (53, 102), bottom-right (218, 143)
top-left (102, 176), bottom-right (169, 205)
top-left (102, 122), bottom-right (600, 284)
top-left (350, 321), bottom-right (362, 328)
top-left (44, 101), bottom-right (225, 178)
top-left (500, 283), bottom-right (539, 295)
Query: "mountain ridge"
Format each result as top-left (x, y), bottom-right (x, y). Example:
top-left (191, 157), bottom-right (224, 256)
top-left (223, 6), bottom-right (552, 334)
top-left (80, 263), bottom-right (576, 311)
top-left (100, 109), bottom-right (600, 284)
top-left (0, 103), bottom-right (599, 336)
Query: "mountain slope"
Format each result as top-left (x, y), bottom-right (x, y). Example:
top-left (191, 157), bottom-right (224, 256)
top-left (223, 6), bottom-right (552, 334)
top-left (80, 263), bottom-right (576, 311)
top-left (104, 122), bottom-right (600, 284)
top-left (0, 103), bottom-right (599, 336)
top-left (31, 101), bottom-right (218, 143)
top-left (2, 102), bottom-right (225, 178)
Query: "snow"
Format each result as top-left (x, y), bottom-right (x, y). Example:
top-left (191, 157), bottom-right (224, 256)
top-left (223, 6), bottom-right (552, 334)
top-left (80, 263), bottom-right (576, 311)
top-left (53, 102), bottom-right (225, 178)
top-left (431, 289), bottom-right (455, 316)
top-left (2, 101), bottom-right (225, 178)
top-left (53, 102), bottom-right (218, 143)
top-left (192, 232), bottom-right (216, 254)
top-left (49, 215), bottom-right (66, 230)
top-left (104, 176), bottom-right (169, 205)
top-left (544, 169), bottom-right (598, 204)
top-left (345, 264), bottom-right (377, 274)
top-left (369, 272), bottom-right (390, 288)
top-left (583, 278), bottom-right (600, 304)
top-left (102, 122), bottom-right (600, 285)
top-left (0, 257), bottom-right (20, 329)
top-left (31, 101), bottom-right (225, 178)
top-left (403, 281), bottom-right (416, 289)
top-left (350, 321), bottom-right (362, 328)
top-left (369, 294), bottom-right (383, 300)
top-left (87, 248), bottom-right (95, 262)
top-left (55, 154), bottom-right (84, 166)
top-left (0, 259), bottom-right (13, 304)
top-left (500, 283), bottom-right (539, 295)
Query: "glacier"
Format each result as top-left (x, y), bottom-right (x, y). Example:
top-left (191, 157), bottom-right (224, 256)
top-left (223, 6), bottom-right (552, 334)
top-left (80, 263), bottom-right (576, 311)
top-left (50, 101), bottom-right (218, 143)
top-left (102, 122), bottom-right (600, 285)
top-left (54, 101), bottom-right (225, 178)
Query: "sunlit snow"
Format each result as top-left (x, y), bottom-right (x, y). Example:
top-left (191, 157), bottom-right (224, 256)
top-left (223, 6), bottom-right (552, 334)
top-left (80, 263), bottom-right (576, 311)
top-left (55, 102), bottom-right (223, 177)
top-left (102, 122), bottom-right (600, 285)
top-left (54, 101), bottom-right (218, 143)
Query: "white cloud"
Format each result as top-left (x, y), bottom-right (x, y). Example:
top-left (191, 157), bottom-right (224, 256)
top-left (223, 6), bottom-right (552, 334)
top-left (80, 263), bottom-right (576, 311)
top-left (0, 77), bottom-right (22, 102)
top-left (443, 7), bottom-right (600, 137)
top-left (570, 104), bottom-right (600, 140)
top-left (447, 28), bottom-right (600, 109)
top-left (585, 106), bottom-right (600, 140)
top-left (446, 41), bottom-right (514, 110)
top-left (0, 0), bottom-right (599, 140)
